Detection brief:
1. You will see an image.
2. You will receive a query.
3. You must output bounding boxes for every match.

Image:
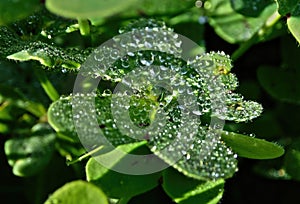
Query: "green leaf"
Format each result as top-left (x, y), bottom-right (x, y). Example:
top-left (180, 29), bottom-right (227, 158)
top-left (287, 15), bottom-right (300, 44)
top-left (283, 139), bottom-right (300, 181)
top-left (276, 0), bottom-right (300, 16)
top-left (221, 131), bottom-right (284, 159)
top-left (47, 94), bottom-right (136, 145)
top-left (231, 0), bottom-right (274, 17)
top-left (0, 25), bottom-right (90, 71)
top-left (131, 0), bottom-right (193, 16)
top-left (277, 0), bottom-right (300, 42)
top-left (208, 0), bottom-right (277, 43)
top-left (4, 123), bottom-right (56, 177)
top-left (90, 0), bottom-right (193, 25)
top-left (162, 168), bottom-right (224, 204)
top-left (49, 91), bottom-right (239, 181)
top-left (6, 42), bottom-right (86, 71)
top-left (257, 66), bottom-right (300, 104)
top-left (44, 180), bottom-right (108, 204)
top-left (47, 97), bottom-right (77, 139)
top-left (150, 127), bottom-right (238, 180)
top-left (46, 0), bottom-right (138, 19)
top-left (0, 0), bottom-right (40, 25)
top-left (86, 142), bottom-right (162, 201)
top-left (0, 123), bottom-right (9, 134)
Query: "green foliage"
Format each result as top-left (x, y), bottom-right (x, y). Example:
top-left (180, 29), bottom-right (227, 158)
top-left (46, 0), bottom-right (138, 19)
top-left (162, 168), bottom-right (224, 204)
top-left (221, 131), bottom-right (284, 159)
top-left (276, 0), bottom-right (300, 15)
top-left (231, 0), bottom-right (274, 17)
top-left (0, 0), bottom-right (40, 25)
top-left (207, 0), bottom-right (277, 43)
top-left (1, 0), bottom-right (300, 203)
top-left (287, 14), bottom-right (300, 43)
top-left (4, 123), bottom-right (56, 177)
top-left (86, 142), bottom-right (162, 202)
top-left (276, 0), bottom-right (300, 50)
top-left (44, 180), bottom-right (108, 204)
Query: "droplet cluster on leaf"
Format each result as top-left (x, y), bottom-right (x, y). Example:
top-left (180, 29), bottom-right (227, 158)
top-left (48, 19), bottom-right (263, 180)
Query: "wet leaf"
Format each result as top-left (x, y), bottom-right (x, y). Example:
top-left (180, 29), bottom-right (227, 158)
top-left (7, 41), bottom-right (86, 71)
top-left (47, 94), bottom-right (136, 146)
top-left (221, 131), bottom-right (285, 159)
top-left (44, 180), bottom-right (108, 204)
top-left (0, 25), bottom-right (91, 72)
top-left (150, 126), bottom-right (238, 180)
top-left (48, 19), bottom-right (265, 181)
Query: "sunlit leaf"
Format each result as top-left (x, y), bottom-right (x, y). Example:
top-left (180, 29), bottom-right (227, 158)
top-left (46, 0), bottom-right (138, 19)
top-left (287, 15), bottom-right (300, 44)
top-left (208, 0), bottom-right (277, 43)
top-left (7, 42), bottom-right (85, 70)
top-left (221, 131), bottom-right (284, 159)
top-left (44, 180), bottom-right (108, 204)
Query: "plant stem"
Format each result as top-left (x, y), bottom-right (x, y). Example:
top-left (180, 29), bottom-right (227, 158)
top-left (78, 18), bottom-right (90, 36)
top-left (67, 145), bottom-right (104, 165)
top-left (231, 36), bottom-right (258, 61)
top-left (34, 68), bottom-right (59, 102)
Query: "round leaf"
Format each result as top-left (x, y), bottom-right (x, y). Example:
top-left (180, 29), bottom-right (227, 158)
top-left (221, 131), bottom-right (284, 159)
top-left (46, 0), bottom-right (138, 19)
top-left (44, 180), bottom-right (108, 204)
